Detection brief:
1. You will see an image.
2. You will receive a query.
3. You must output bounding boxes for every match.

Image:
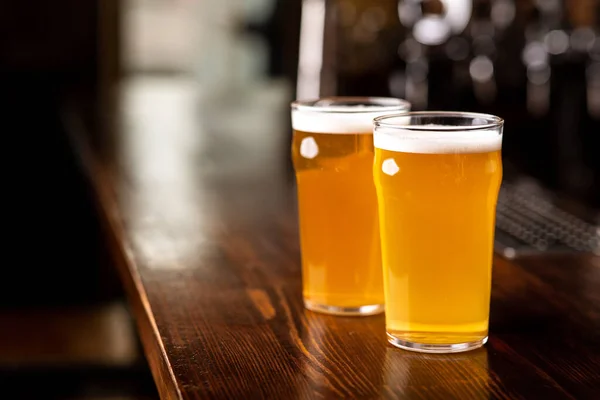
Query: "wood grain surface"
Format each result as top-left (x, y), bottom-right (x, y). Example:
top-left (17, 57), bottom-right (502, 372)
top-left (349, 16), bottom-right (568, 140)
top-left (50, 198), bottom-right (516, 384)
top-left (72, 76), bottom-right (600, 399)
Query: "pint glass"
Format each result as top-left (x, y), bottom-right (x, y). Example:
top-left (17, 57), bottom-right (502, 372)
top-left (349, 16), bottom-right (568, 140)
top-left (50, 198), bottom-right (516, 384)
top-left (373, 112), bottom-right (503, 352)
top-left (291, 97), bottom-right (410, 316)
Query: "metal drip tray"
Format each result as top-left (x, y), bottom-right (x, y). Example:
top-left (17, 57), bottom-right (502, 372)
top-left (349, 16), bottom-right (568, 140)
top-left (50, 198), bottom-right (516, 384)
top-left (495, 181), bottom-right (600, 258)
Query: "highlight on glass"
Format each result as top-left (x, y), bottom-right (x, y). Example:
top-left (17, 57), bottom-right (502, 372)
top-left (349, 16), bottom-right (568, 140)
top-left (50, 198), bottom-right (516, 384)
top-left (291, 97), bottom-right (411, 316)
top-left (373, 111), bottom-right (503, 352)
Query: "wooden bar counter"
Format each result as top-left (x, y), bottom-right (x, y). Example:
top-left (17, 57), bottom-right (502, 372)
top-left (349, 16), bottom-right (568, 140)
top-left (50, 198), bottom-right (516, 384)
top-left (72, 77), bottom-right (600, 399)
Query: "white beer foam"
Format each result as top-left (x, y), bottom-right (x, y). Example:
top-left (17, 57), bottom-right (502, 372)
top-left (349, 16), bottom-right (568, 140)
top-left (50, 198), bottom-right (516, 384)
top-left (292, 109), bottom-right (406, 134)
top-left (374, 126), bottom-right (502, 154)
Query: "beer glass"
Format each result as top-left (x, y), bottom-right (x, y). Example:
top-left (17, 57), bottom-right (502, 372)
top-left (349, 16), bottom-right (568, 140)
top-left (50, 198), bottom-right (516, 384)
top-left (291, 97), bottom-right (411, 316)
top-left (373, 112), bottom-right (503, 352)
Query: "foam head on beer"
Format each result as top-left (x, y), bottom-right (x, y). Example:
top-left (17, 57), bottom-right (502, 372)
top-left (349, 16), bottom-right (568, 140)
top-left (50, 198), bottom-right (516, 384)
top-left (291, 97), bottom-right (411, 316)
top-left (292, 97), bottom-right (411, 134)
top-left (373, 114), bottom-right (503, 154)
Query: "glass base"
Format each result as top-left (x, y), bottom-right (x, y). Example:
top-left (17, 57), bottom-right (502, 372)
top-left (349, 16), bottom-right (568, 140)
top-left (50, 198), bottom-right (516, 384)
top-left (304, 299), bottom-right (384, 316)
top-left (387, 333), bottom-right (488, 354)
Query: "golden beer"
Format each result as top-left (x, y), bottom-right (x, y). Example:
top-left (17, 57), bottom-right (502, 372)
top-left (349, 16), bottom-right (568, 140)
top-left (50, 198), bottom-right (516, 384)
top-left (373, 112), bottom-right (503, 352)
top-left (291, 98), bottom-right (410, 315)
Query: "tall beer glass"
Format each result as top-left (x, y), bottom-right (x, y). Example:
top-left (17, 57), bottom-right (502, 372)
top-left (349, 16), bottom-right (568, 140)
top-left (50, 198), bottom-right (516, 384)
top-left (291, 97), bottom-right (411, 316)
top-left (373, 112), bottom-right (503, 352)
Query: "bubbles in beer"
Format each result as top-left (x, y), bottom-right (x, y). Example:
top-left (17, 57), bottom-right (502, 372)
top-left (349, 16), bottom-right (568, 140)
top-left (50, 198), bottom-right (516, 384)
top-left (382, 158), bottom-right (400, 176)
top-left (300, 136), bottom-right (319, 159)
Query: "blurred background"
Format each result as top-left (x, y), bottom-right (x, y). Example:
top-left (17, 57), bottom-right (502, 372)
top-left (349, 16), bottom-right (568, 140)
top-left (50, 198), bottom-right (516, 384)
top-left (1, 0), bottom-right (599, 398)
top-left (299, 0), bottom-right (600, 211)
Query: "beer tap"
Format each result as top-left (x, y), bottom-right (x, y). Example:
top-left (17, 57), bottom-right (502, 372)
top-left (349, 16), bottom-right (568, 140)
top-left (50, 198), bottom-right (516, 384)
top-left (396, 0), bottom-right (472, 109)
top-left (522, 0), bottom-right (561, 116)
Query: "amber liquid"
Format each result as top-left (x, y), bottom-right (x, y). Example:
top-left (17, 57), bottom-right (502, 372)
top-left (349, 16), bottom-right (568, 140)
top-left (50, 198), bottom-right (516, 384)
top-left (292, 130), bottom-right (383, 311)
top-left (374, 148), bottom-right (502, 344)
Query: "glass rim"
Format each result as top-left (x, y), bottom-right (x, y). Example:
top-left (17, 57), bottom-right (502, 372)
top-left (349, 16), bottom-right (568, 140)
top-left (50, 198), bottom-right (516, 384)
top-left (373, 111), bottom-right (504, 132)
top-left (291, 96), bottom-right (411, 114)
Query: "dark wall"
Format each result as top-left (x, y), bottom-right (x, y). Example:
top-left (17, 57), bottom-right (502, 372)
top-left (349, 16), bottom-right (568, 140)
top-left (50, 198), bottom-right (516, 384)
top-left (0, 0), bottom-right (120, 307)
